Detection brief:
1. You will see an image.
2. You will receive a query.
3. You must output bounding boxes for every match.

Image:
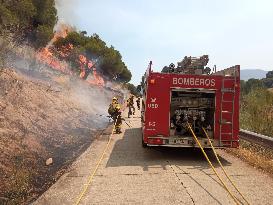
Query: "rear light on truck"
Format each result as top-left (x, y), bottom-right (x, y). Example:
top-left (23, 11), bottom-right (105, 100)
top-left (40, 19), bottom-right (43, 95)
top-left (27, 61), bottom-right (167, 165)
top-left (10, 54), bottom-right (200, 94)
top-left (148, 138), bottom-right (163, 145)
top-left (150, 79), bottom-right (155, 84)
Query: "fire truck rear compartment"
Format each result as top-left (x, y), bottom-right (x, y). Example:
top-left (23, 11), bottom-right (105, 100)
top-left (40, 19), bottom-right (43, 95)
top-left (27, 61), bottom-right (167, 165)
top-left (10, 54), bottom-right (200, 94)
top-left (170, 89), bottom-right (215, 142)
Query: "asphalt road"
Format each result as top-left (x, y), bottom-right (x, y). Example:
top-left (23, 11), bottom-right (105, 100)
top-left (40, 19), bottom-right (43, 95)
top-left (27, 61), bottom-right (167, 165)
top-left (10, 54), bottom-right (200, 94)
top-left (33, 107), bottom-right (273, 205)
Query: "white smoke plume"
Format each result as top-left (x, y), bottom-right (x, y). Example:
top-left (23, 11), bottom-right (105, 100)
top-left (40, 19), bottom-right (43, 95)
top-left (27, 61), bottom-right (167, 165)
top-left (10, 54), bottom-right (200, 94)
top-left (55, 0), bottom-right (79, 27)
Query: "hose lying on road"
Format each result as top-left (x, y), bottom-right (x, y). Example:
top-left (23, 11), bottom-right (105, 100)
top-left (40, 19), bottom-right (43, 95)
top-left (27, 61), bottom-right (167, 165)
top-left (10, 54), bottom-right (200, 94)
top-left (74, 121), bottom-right (117, 205)
top-left (187, 122), bottom-right (241, 205)
top-left (202, 127), bottom-right (250, 205)
top-left (74, 117), bottom-right (248, 204)
top-left (75, 102), bottom-right (129, 204)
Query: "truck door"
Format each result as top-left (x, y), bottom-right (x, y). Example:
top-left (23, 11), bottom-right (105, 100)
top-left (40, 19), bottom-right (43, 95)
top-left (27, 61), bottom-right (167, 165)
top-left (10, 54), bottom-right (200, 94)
top-left (145, 74), bottom-right (170, 137)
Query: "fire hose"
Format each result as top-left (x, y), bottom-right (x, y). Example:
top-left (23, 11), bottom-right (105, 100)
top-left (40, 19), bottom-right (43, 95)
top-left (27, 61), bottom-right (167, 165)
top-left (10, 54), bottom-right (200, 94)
top-left (187, 122), bottom-right (249, 205)
top-left (75, 119), bottom-right (117, 205)
top-left (201, 127), bottom-right (250, 205)
top-left (96, 114), bottom-right (131, 128)
top-left (75, 107), bottom-right (129, 204)
top-left (74, 116), bottom-right (247, 204)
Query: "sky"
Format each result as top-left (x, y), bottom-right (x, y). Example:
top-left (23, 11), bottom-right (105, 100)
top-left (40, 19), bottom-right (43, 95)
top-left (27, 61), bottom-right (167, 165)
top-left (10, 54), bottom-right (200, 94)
top-left (56, 0), bottom-right (273, 85)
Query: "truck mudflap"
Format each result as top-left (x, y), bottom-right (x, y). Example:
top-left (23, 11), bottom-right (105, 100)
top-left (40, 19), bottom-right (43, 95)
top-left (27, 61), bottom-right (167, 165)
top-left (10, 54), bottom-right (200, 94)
top-left (146, 136), bottom-right (225, 148)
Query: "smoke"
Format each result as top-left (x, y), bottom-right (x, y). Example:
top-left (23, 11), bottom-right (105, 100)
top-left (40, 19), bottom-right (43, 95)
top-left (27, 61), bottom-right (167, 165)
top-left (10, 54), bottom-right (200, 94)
top-left (2, 41), bottom-right (121, 125)
top-left (67, 79), bottom-right (111, 117)
top-left (105, 80), bottom-right (130, 102)
top-left (55, 0), bottom-right (79, 27)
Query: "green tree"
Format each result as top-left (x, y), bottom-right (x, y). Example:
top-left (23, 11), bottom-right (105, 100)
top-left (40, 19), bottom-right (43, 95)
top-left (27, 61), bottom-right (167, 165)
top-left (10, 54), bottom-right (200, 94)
top-left (34, 25), bottom-right (54, 47)
top-left (0, 0), bottom-right (57, 48)
top-left (117, 67), bottom-right (132, 83)
top-left (54, 31), bottom-right (87, 48)
top-left (241, 78), bottom-right (264, 95)
top-left (125, 83), bottom-right (139, 96)
top-left (261, 70), bottom-right (273, 88)
top-left (261, 78), bottom-right (273, 88)
top-left (85, 34), bottom-right (107, 56)
top-left (266, 71), bottom-right (273, 79)
top-left (53, 32), bottom-right (131, 83)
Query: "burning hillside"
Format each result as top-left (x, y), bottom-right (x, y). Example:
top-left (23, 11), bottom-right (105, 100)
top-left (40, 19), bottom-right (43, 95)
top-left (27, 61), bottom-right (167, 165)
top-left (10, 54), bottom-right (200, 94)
top-left (36, 25), bottom-right (105, 86)
top-left (0, 66), bottom-right (123, 204)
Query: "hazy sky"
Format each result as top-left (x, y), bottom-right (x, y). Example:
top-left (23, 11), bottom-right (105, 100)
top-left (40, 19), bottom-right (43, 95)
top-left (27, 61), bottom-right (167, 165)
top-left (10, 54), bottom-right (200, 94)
top-left (56, 0), bottom-right (273, 85)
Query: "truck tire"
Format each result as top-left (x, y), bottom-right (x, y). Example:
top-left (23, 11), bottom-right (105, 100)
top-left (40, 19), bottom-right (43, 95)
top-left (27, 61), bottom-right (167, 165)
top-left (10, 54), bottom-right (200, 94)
top-left (142, 137), bottom-right (147, 148)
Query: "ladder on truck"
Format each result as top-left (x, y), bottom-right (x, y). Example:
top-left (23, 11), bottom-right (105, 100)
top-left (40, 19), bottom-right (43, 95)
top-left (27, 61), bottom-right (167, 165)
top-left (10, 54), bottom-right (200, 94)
top-left (219, 67), bottom-right (237, 147)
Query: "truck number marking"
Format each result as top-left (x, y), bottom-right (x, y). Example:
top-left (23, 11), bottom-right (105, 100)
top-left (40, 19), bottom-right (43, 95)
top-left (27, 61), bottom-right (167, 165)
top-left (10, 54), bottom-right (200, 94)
top-left (148, 103), bottom-right (159, 109)
top-left (148, 122), bottom-right (156, 127)
top-left (151, 98), bottom-right (157, 103)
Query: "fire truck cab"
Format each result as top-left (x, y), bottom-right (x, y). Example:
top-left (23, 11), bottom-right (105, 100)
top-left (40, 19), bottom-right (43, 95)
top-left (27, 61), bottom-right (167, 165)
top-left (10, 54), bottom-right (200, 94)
top-left (141, 56), bottom-right (240, 148)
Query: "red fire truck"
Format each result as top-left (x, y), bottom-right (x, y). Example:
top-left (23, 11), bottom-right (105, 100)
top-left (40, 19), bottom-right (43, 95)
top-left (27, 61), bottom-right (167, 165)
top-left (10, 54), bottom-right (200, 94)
top-left (141, 56), bottom-right (240, 148)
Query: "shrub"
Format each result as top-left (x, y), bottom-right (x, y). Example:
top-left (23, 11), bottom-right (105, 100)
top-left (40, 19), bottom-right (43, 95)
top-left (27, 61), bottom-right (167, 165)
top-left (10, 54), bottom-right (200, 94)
top-left (240, 88), bottom-right (273, 137)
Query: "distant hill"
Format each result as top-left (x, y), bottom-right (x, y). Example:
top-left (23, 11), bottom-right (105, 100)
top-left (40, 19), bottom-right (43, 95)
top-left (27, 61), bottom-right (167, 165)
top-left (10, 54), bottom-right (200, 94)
top-left (240, 69), bottom-right (268, 81)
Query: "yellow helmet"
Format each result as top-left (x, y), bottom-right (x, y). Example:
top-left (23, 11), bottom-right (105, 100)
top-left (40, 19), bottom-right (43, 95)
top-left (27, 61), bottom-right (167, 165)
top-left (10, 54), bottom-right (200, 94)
top-left (112, 97), bottom-right (117, 101)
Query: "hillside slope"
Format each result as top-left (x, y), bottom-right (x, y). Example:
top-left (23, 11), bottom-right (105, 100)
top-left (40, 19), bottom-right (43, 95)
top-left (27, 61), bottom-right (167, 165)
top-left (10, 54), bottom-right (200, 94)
top-left (0, 68), bottom-right (118, 204)
top-left (240, 69), bottom-right (267, 80)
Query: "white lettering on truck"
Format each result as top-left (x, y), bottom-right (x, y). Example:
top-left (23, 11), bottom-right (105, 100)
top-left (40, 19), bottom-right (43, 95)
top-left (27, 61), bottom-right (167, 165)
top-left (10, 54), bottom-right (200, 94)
top-left (148, 103), bottom-right (159, 109)
top-left (148, 122), bottom-right (156, 127)
top-left (173, 77), bottom-right (215, 87)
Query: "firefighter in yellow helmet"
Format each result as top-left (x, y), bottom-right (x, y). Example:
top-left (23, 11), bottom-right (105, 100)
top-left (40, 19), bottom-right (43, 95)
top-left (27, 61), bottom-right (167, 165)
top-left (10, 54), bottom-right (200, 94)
top-left (108, 97), bottom-right (122, 134)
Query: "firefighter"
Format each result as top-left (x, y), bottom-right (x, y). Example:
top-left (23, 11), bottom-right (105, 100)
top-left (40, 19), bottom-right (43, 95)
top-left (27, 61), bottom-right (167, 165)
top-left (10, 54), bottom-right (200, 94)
top-left (108, 97), bottom-right (122, 134)
top-left (136, 97), bottom-right (141, 110)
top-left (127, 95), bottom-right (135, 118)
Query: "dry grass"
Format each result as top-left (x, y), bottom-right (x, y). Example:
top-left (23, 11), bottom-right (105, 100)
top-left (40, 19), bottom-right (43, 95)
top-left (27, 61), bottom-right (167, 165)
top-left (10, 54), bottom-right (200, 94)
top-left (268, 88), bottom-right (273, 93)
top-left (240, 88), bottom-right (273, 137)
top-left (227, 140), bottom-right (273, 177)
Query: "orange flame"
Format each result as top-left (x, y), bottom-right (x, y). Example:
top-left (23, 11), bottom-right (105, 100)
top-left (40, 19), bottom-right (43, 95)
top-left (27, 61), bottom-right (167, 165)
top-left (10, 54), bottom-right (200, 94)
top-left (49, 24), bottom-right (73, 45)
top-left (59, 43), bottom-right (74, 58)
top-left (78, 55), bottom-right (105, 86)
top-left (36, 24), bottom-right (105, 87)
top-left (87, 68), bottom-right (105, 86)
top-left (36, 47), bottom-right (72, 75)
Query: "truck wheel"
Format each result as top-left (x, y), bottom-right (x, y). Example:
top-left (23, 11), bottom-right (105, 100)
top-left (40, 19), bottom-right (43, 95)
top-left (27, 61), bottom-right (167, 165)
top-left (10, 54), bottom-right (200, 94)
top-left (142, 137), bottom-right (147, 148)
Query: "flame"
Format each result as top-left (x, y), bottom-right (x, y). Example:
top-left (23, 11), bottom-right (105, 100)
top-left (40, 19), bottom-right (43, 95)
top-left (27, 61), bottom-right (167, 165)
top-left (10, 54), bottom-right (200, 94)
top-left (49, 23), bottom-right (73, 45)
top-left (36, 47), bottom-right (72, 75)
top-left (78, 55), bottom-right (105, 86)
top-left (79, 55), bottom-right (87, 78)
top-left (87, 68), bottom-right (105, 86)
top-left (36, 24), bottom-right (72, 74)
top-left (36, 24), bottom-right (105, 87)
top-left (59, 43), bottom-right (73, 58)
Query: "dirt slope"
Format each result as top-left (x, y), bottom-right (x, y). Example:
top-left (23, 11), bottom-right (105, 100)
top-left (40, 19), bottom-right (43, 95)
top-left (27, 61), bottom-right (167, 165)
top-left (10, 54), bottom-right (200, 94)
top-left (0, 68), bottom-right (117, 204)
